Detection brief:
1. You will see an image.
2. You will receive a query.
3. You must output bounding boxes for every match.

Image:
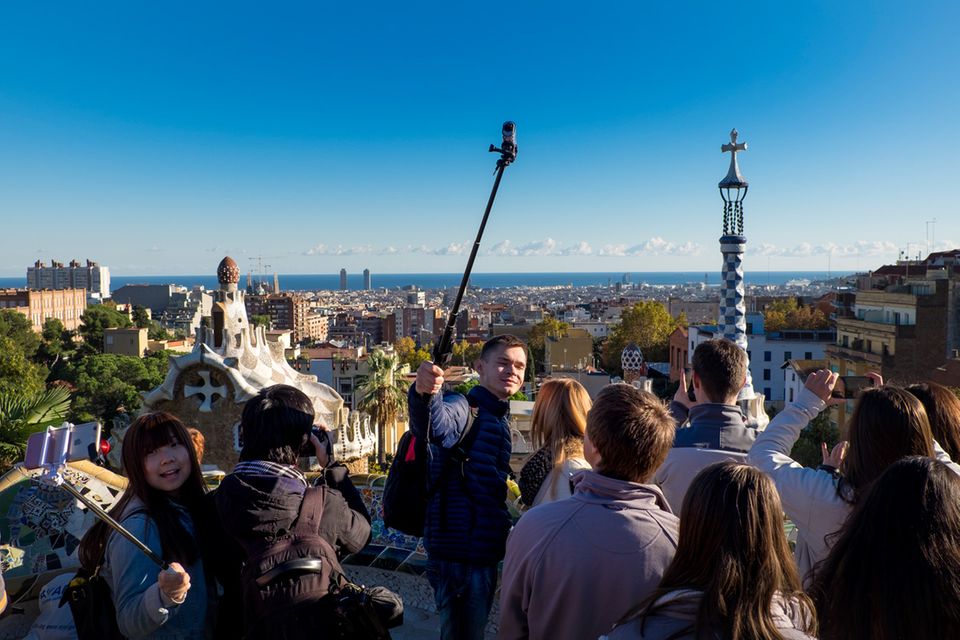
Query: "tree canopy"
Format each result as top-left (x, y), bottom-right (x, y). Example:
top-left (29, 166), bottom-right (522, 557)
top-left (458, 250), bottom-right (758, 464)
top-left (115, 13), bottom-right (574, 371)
top-left (763, 298), bottom-right (830, 332)
top-left (394, 337), bottom-right (432, 370)
top-left (0, 309), bottom-right (41, 359)
top-left (527, 317), bottom-right (569, 371)
top-left (356, 349), bottom-right (408, 464)
top-left (603, 301), bottom-right (683, 376)
top-left (451, 340), bottom-right (483, 367)
top-left (64, 351), bottom-right (170, 422)
top-left (78, 305), bottom-right (132, 353)
top-left (0, 385), bottom-right (72, 468)
top-left (0, 335), bottom-right (48, 399)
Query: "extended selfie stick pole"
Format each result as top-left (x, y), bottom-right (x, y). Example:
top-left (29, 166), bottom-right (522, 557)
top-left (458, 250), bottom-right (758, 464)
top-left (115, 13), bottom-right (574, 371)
top-left (432, 121), bottom-right (518, 367)
top-left (52, 476), bottom-right (169, 570)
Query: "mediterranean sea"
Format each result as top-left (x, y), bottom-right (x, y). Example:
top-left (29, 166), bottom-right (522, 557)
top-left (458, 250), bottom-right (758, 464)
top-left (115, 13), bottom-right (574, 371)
top-left (0, 271), bottom-right (848, 293)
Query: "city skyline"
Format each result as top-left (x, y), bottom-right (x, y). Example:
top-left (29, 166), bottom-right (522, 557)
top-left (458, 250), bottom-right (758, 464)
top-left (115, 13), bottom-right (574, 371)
top-left (0, 2), bottom-right (957, 277)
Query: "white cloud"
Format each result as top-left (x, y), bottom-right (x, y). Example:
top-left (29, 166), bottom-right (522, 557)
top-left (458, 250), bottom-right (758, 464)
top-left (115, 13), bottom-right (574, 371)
top-left (748, 240), bottom-right (900, 258)
top-left (302, 237), bottom-right (701, 259)
top-left (304, 244), bottom-right (375, 256)
top-left (515, 238), bottom-right (558, 256)
top-left (409, 242), bottom-right (469, 256)
top-left (559, 241), bottom-right (593, 256)
top-left (599, 244), bottom-right (627, 257)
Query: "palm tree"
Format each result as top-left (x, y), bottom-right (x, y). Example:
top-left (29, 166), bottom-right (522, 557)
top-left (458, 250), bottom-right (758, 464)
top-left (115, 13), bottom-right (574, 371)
top-left (356, 350), bottom-right (408, 466)
top-left (0, 385), bottom-right (72, 470)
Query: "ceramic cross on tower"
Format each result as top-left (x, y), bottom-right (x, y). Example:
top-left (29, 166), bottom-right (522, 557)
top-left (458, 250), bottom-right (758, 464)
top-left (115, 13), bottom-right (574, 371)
top-left (719, 128), bottom-right (749, 236)
top-left (185, 369), bottom-right (227, 412)
top-left (721, 129), bottom-right (747, 169)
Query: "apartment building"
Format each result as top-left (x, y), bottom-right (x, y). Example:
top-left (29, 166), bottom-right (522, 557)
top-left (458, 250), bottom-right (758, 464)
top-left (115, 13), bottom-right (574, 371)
top-left (0, 288), bottom-right (88, 331)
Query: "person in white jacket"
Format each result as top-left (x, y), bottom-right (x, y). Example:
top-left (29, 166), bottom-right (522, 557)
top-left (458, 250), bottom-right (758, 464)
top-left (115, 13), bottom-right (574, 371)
top-left (747, 369), bottom-right (959, 582)
top-left (517, 378), bottom-right (592, 509)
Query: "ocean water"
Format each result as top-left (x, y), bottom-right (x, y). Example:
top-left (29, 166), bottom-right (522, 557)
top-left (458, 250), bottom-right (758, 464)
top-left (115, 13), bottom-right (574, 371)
top-left (0, 271), bottom-right (845, 293)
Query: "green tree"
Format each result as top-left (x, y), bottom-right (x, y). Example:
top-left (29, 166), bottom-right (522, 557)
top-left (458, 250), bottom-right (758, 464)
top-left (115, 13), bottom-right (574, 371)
top-left (0, 309), bottom-right (41, 359)
top-left (0, 385), bottom-right (72, 470)
top-left (356, 350), bottom-right (409, 464)
top-left (451, 340), bottom-right (483, 367)
top-left (602, 301), bottom-right (681, 376)
top-left (78, 305), bottom-right (132, 353)
top-left (36, 318), bottom-right (75, 373)
top-left (147, 323), bottom-right (173, 342)
top-left (251, 314), bottom-right (272, 330)
top-left (764, 298), bottom-right (830, 332)
top-left (394, 337), bottom-right (432, 370)
top-left (65, 351), bottom-right (169, 422)
top-left (131, 305), bottom-right (151, 328)
top-left (0, 335), bottom-right (47, 399)
top-left (528, 317), bottom-right (569, 371)
top-left (790, 412), bottom-right (839, 468)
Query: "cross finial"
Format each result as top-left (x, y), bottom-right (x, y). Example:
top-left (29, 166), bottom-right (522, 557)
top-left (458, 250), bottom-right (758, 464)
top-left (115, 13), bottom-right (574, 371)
top-left (719, 128), bottom-right (748, 188)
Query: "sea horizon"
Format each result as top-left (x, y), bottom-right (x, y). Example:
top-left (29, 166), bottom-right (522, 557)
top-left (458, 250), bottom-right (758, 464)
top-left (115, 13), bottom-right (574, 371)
top-left (0, 270), bottom-right (853, 293)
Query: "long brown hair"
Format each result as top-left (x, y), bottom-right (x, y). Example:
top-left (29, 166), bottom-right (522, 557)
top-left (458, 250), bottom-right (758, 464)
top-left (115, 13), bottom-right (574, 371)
top-left (78, 412), bottom-right (207, 571)
top-left (906, 381), bottom-right (960, 462)
top-left (810, 456), bottom-right (960, 639)
top-left (530, 378), bottom-right (592, 499)
top-left (623, 462), bottom-right (816, 640)
top-left (840, 387), bottom-right (934, 503)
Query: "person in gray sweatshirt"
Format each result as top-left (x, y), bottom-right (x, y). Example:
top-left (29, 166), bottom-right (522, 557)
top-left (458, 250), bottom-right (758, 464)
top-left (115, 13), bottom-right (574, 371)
top-left (498, 384), bottom-right (679, 640)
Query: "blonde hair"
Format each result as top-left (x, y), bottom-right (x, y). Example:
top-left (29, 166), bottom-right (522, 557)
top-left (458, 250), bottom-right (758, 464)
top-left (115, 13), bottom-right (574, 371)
top-left (530, 378), bottom-right (592, 499)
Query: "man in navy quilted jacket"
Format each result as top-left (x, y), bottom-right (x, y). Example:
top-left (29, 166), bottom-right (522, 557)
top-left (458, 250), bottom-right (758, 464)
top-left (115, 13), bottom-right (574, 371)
top-left (408, 334), bottom-right (527, 640)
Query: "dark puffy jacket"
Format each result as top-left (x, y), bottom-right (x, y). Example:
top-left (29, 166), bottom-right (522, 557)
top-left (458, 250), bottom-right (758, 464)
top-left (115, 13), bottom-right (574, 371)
top-left (669, 402), bottom-right (756, 451)
top-left (208, 464), bottom-right (371, 639)
top-left (407, 383), bottom-right (512, 565)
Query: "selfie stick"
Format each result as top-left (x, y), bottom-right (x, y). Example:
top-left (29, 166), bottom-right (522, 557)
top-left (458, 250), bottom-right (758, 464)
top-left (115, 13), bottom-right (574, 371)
top-left (432, 121), bottom-right (518, 367)
top-left (34, 424), bottom-right (169, 570)
top-left (51, 476), bottom-right (169, 570)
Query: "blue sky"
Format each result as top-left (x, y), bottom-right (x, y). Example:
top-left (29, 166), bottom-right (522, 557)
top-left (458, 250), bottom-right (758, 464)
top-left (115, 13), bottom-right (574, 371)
top-left (0, 1), bottom-right (957, 276)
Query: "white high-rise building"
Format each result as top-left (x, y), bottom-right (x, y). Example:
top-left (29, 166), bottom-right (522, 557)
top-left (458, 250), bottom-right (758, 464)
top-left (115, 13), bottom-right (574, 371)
top-left (27, 259), bottom-right (111, 298)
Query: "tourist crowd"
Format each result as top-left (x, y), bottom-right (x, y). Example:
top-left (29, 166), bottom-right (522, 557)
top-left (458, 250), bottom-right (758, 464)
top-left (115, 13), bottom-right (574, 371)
top-left (15, 334), bottom-right (960, 639)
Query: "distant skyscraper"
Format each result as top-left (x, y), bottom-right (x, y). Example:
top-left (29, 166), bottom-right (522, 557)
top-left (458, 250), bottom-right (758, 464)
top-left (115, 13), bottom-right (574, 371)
top-left (339, 268), bottom-right (347, 291)
top-left (273, 272), bottom-right (280, 293)
top-left (363, 268), bottom-right (371, 290)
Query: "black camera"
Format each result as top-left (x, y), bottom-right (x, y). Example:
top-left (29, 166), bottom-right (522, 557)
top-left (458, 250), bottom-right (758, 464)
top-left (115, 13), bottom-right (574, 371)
top-left (301, 427), bottom-right (334, 462)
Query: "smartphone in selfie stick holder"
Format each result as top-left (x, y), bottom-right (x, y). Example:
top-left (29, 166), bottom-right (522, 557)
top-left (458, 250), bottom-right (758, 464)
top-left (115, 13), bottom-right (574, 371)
top-left (27, 422), bottom-right (169, 571)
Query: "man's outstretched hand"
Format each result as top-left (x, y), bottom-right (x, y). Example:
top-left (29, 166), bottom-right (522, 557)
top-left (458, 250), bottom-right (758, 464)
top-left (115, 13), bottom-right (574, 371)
top-left (416, 361), bottom-right (445, 396)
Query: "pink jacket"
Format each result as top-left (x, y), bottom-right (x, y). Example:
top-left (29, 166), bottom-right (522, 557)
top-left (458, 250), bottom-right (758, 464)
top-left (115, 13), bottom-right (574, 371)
top-left (498, 471), bottom-right (679, 640)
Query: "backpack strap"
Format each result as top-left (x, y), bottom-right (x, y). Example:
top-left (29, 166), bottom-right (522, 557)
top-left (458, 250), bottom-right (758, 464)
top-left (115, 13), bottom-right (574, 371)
top-left (293, 486), bottom-right (326, 535)
top-left (428, 403), bottom-right (478, 499)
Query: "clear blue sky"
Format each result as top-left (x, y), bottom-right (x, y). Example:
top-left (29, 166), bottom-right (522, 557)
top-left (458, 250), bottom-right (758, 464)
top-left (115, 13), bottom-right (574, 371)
top-left (0, 1), bottom-right (957, 276)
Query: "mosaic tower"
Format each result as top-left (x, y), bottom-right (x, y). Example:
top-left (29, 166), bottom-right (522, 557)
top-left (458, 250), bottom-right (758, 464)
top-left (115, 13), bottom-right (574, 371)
top-left (718, 129), bottom-right (755, 400)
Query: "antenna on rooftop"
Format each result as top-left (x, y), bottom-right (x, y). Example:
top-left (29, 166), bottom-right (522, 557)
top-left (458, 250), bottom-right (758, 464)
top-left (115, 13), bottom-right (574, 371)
top-left (926, 218), bottom-right (938, 256)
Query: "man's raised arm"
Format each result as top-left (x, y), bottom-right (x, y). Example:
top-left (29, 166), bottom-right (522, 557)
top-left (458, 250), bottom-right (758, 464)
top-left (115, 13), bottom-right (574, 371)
top-left (408, 361), bottom-right (470, 449)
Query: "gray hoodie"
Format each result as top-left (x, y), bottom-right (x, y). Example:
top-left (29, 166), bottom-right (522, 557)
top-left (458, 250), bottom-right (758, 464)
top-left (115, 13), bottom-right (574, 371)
top-left (498, 470), bottom-right (679, 640)
top-left (601, 590), bottom-right (816, 640)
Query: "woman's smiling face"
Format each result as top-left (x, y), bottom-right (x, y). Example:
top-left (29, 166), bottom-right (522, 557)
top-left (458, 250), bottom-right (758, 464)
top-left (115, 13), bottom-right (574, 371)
top-left (143, 439), bottom-right (191, 494)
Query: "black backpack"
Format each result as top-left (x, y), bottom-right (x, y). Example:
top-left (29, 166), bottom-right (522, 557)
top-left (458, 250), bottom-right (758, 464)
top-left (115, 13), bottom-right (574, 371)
top-left (383, 401), bottom-right (478, 538)
top-left (238, 486), bottom-right (346, 638)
